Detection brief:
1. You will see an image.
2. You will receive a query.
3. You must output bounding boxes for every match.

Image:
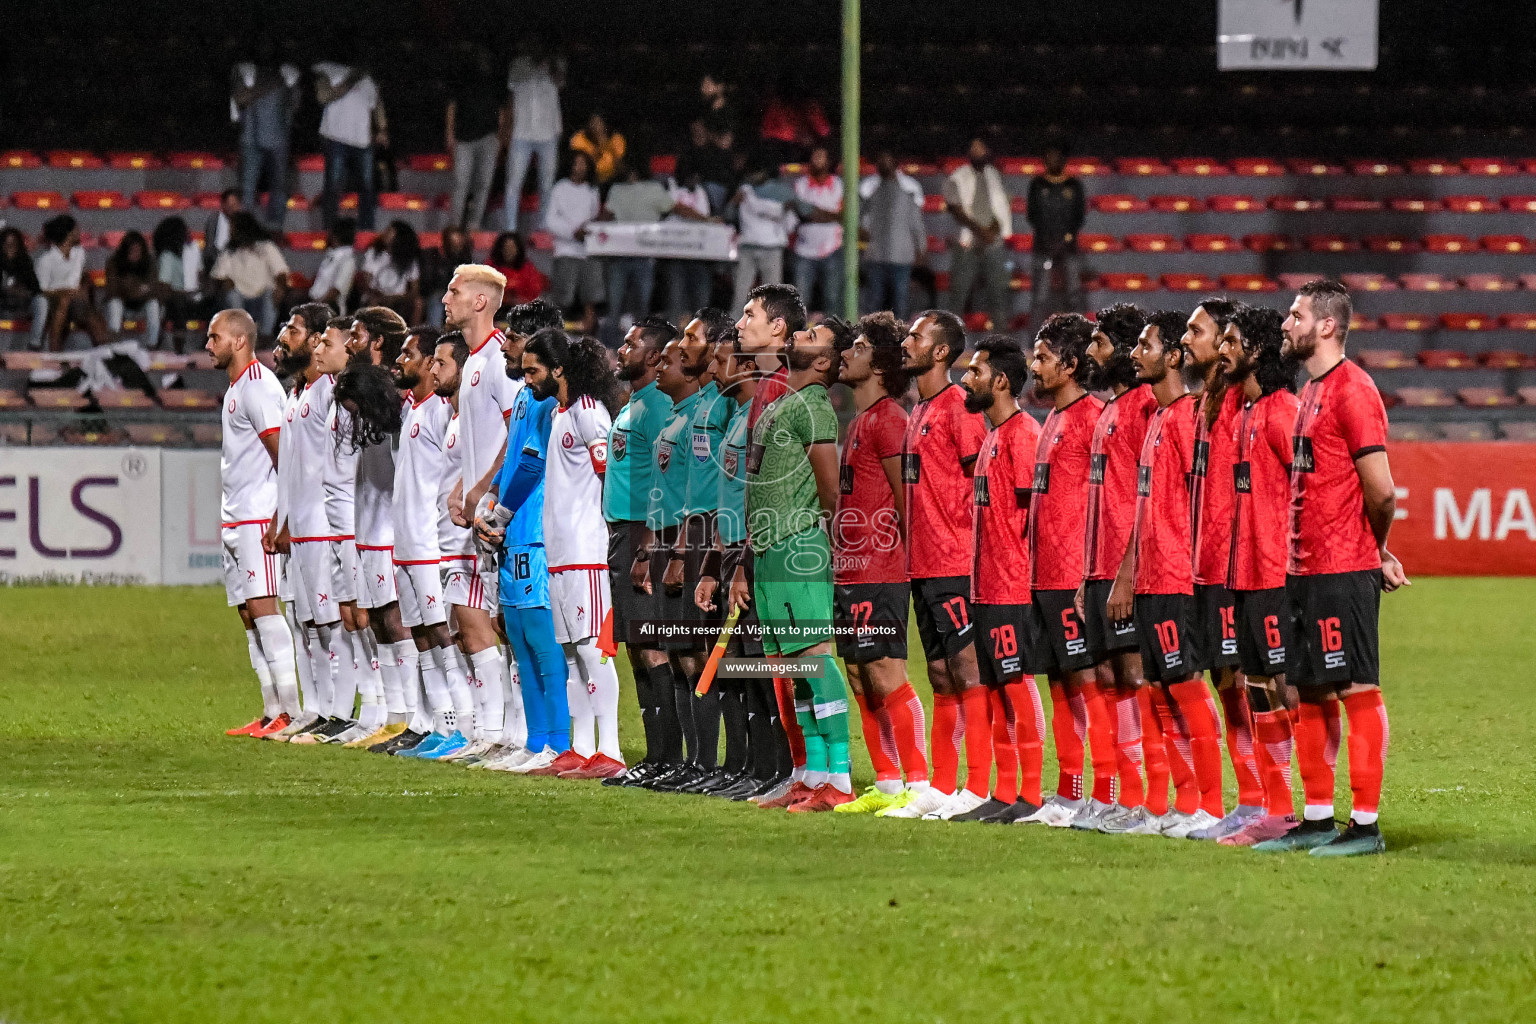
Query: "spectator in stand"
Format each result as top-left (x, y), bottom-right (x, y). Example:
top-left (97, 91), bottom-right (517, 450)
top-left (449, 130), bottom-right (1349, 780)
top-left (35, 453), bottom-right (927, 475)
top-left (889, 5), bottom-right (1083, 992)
top-left (231, 39), bottom-right (301, 228)
top-left (859, 149), bottom-right (924, 206)
top-left (446, 43), bottom-right (506, 232)
top-left (666, 164), bottom-right (718, 322)
top-left (792, 144), bottom-right (845, 314)
top-left (759, 81), bottom-right (831, 167)
top-left (943, 135), bottom-right (1013, 332)
top-left (570, 112), bottom-right (626, 187)
top-left (504, 37), bottom-right (566, 230)
top-left (487, 232), bottom-right (548, 308)
top-left (546, 149), bottom-right (604, 333)
top-left (211, 212), bottom-right (288, 339)
top-left (358, 220), bottom-right (423, 323)
top-left (699, 72), bottom-right (738, 145)
top-left (308, 217), bottom-right (358, 314)
top-left (422, 225), bottom-right (475, 327)
top-left (202, 189), bottom-right (243, 274)
top-left (860, 151), bottom-right (927, 320)
top-left (678, 117), bottom-right (735, 214)
top-left (314, 61), bottom-right (384, 230)
top-left (728, 154), bottom-right (795, 313)
top-left (1025, 144), bottom-right (1086, 317)
top-left (32, 215), bottom-right (109, 351)
top-left (1, 228), bottom-right (40, 331)
top-left (599, 156), bottom-right (675, 333)
top-left (151, 217), bottom-right (207, 346)
top-left (104, 231), bottom-right (163, 347)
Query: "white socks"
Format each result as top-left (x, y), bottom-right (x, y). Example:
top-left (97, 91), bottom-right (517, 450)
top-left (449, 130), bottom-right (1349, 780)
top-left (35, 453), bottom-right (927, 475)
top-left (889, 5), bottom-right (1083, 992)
top-left (352, 628), bottom-right (386, 732)
top-left (564, 646), bottom-right (596, 759)
top-left (288, 607), bottom-right (317, 720)
top-left (503, 646), bottom-right (528, 748)
top-left (445, 645), bottom-right (476, 738)
top-left (469, 647), bottom-right (506, 742)
top-left (309, 624), bottom-right (336, 717)
top-left (329, 625), bottom-right (358, 722)
top-left (245, 628), bottom-right (278, 719)
top-left (253, 615), bottom-right (302, 718)
top-left (421, 645), bottom-right (454, 734)
top-left (378, 637), bottom-right (406, 718)
top-left (568, 639), bottom-right (621, 760)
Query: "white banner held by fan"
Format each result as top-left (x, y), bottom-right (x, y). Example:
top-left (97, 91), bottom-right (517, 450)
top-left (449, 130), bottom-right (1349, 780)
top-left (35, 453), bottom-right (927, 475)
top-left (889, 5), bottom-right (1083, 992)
top-left (583, 221), bottom-right (737, 261)
top-left (1218, 0), bottom-right (1378, 70)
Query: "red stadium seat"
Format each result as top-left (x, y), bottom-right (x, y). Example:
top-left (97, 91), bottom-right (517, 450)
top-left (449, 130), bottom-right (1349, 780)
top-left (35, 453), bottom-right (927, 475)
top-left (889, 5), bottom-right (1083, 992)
top-left (1009, 195), bottom-right (1027, 214)
top-left (1388, 197), bottom-right (1442, 213)
top-left (125, 424), bottom-right (190, 446)
top-left (1287, 159), bottom-right (1345, 176)
top-left (1076, 233), bottom-right (1119, 252)
top-left (1149, 194), bottom-right (1205, 212)
top-left (286, 271), bottom-right (312, 291)
top-left (1004, 234), bottom-right (1034, 253)
top-left (1329, 197), bottom-right (1383, 212)
top-left (159, 390), bottom-right (220, 411)
top-left (1423, 234), bottom-right (1475, 253)
top-left (108, 152), bottom-right (162, 170)
top-left (1479, 350), bottom-right (1530, 369)
top-left (1458, 388), bottom-right (1517, 408)
top-left (1441, 421), bottom-right (1497, 441)
top-left (1220, 273), bottom-right (1277, 293)
top-left (1440, 313), bottom-right (1495, 332)
top-left (47, 150), bottom-right (103, 169)
top-left (471, 230), bottom-right (497, 252)
top-left (921, 194), bottom-right (945, 213)
top-left (1479, 235), bottom-right (1531, 254)
top-left (1357, 349), bottom-right (1412, 370)
top-left (1407, 159), bottom-right (1461, 176)
top-left (407, 153), bottom-right (452, 172)
top-left (1186, 233), bottom-right (1237, 252)
top-left (168, 152), bottom-right (224, 170)
top-left (1269, 196), bottom-right (1325, 212)
top-left (1007, 312), bottom-right (1032, 332)
top-left (72, 190), bottom-right (129, 210)
top-left (1387, 421), bottom-right (1437, 441)
top-left (1418, 349), bottom-right (1474, 367)
top-left (11, 191), bottom-right (66, 210)
top-left (1207, 194), bottom-right (1261, 213)
top-left (1519, 388), bottom-right (1536, 407)
top-left (285, 232), bottom-right (328, 251)
top-left (1097, 273), bottom-right (1156, 292)
top-left (100, 230), bottom-right (126, 250)
top-left (963, 312), bottom-right (992, 332)
top-left (87, 269), bottom-right (106, 287)
top-left (418, 231), bottom-right (442, 250)
top-left (1064, 157), bottom-right (1110, 175)
top-left (378, 192), bottom-right (429, 211)
top-left (1399, 273), bottom-right (1457, 292)
top-left (1, 150), bottom-right (41, 169)
top-left (1161, 273), bottom-right (1218, 292)
top-left (1380, 313), bottom-right (1435, 332)
top-left (529, 231), bottom-right (554, 251)
top-left (354, 231), bottom-right (377, 250)
top-left (94, 388), bottom-right (157, 410)
top-left (295, 154), bottom-right (326, 172)
top-left (1505, 422), bottom-right (1536, 440)
top-left (29, 389), bottom-right (90, 410)
top-left (649, 155), bottom-right (677, 177)
top-left (1395, 387), bottom-right (1454, 407)
top-left (1349, 160), bottom-right (1404, 176)
top-left (1461, 274), bottom-right (1518, 291)
top-left (1363, 236), bottom-right (1421, 254)
top-left (194, 192), bottom-right (226, 210)
top-left (1091, 194), bottom-right (1149, 213)
top-left (1341, 273), bottom-right (1397, 292)
top-left (0, 389), bottom-right (27, 409)
top-left (997, 157), bottom-right (1043, 175)
top-left (926, 234), bottom-right (945, 254)
top-left (1245, 235), bottom-right (1296, 253)
top-left (519, 192), bottom-right (542, 212)
top-left (1462, 158), bottom-right (1520, 176)
top-left (134, 190), bottom-right (191, 211)
top-left (3, 352), bottom-right (63, 371)
top-left (1170, 157), bottom-right (1227, 176)
top-left (1305, 234), bottom-right (1357, 253)
top-left (1230, 158), bottom-right (1283, 176)
top-left (1125, 233), bottom-right (1180, 252)
top-left (1500, 313), bottom-right (1536, 330)
top-left (1114, 158), bottom-right (1170, 176)
top-left (1501, 196), bottom-right (1536, 213)
top-left (1443, 195), bottom-right (1494, 213)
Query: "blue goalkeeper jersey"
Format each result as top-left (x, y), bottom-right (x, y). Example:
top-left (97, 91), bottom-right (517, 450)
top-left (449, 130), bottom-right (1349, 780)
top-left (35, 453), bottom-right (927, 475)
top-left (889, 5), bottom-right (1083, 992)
top-left (495, 386), bottom-right (555, 608)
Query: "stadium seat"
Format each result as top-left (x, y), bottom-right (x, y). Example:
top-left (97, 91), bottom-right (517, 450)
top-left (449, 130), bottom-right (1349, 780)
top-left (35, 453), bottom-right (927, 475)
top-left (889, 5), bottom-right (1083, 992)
top-left (125, 423), bottom-right (189, 446)
top-left (1440, 421), bottom-right (1497, 441)
top-left (407, 153), bottom-right (452, 172)
top-left (471, 231), bottom-right (497, 252)
top-left (1, 150), bottom-right (41, 169)
top-left (100, 230), bottom-right (126, 251)
top-left (1349, 160), bottom-right (1404, 176)
top-left (1357, 349), bottom-right (1412, 370)
top-left (354, 231), bottom-right (377, 250)
top-left (996, 157), bottom-right (1042, 175)
top-left (1462, 158), bottom-right (1521, 176)
top-left (1440, 313), bottom-right (1495, 331)
top-left (1186, 234), bottom-right (1237, 252)
top-left (1457, 388), bottom-right (1517, 408)
top-left (1219, 273), bottom-right (1277, 293)
top-left (1170, 158), bottom-right (1227, 176)
top-left (168, 152), bottom-right (224, 170)
top-left (3, 352), bottom-right (62, 371)
top-left (963, 312), bottom-right (992, 332)
top-left (1501, 422), bottom-right (1536, 441)
top-left (47, 150), bottom-right (103, 169)
top-left (1114, 158), bottom-right (1170, 176)
top-left (1418, 349), bottom-right (1474, 368)
top-left (88, 270), bottom-right (106, 287)
top-left (287, 272), bottom-right (312, 292)
top-left (1423, 234), bottom-right (1475, 253)
top-left (1305, 235), bottom-right (1358, 253)
top-left (1270, 196), bottom-right (1325, 212)
top-left (1076, 233), bottom-right (1119, 252)
top-left (1065, 158), bottom-right (1110, 175)
top-left (528, 230), bottom-right (554, 251)
top-left (1479, 235), bottom-right (1531, 254)
top-left (1278, 273), bottom-right (1324, 290)
top-left (1388, 421), bottom-right (1440, 441)
top-left (1462, 274), bottom-right (1518, 291)
top-left (1, 423), bottom-right (54, 445)
top-left (1097, 273), bottom-right (1156, 292)
top-left (1342, 273), bottom-right (1398, 292)
top-left (108, 152), bottom-right (161, 170)
top-left (1161, 273), bottom-right (1217, 292)
top-left (922, 194), bottom-right (945, 213)
top-left (925, 234), bottom-right (946, 254)
top-left (133, 190), bottom-right (191, 211)
top-left (1444, 195), bottom-right (1494, 213)
top-left (1407, 159), bottom-right (1460, 175)
top-left (158, 390), bottom-right (220, 410)
top-left (0, 315), bottom-right (29, 332)
top-left (1364, 236), bottom-right (1421, 254)
top-left (1499, 313), bottom-right (1536, 330)
top-left (1004, 234), bottom-right (1035, 252)
top-left (1396, 387), bottom-right (1455, 407)
top-left (1388, 197), bottom-right (1441, 212)
top-left (285, 231), bottom-right (327, 252)
top-left (72, 190), bottom-right (129, 210)
top-left (378, 192), bottom-right (429, 211)
top-left (1288, 159), bottom-right (1345, 176)
top-left (1399, 273), bottom-right (1457, 292)
top-left (1501, 196), bottom-right (1536, 213)
top-left (1125, 234), bottom-right (1180, 252)
top-left (1149, 194), bottom-right (1204, 212)
top-left (94, 388), bottom-right (157, 410)
top-left (1231, 158), bottom-right (1283, 176)
top-left (12, 191), bottom-right (67, 210)
top-left (519, 192), bottom-right (541, 213)
top-left (295, 154), bottom-right (326, 172)
top-left (191, 424), bottom-right (223, 446)
top-left (29, 389), bottom-right (89, 410)
top-left (193, 192), bottom-right (224, 210)
top-left (1330, 197), bottom-right (1383, 212)
top-left (0, 389), bottom-right (27, 409)
top-left (932, 272), bottom-right (950, 293)
top-left (1478, 350), bottom-right (1530, 369)
top-left (1208, 194), bottom-right (1261, 213)
top-left (1380, 313), bottom-right (1435, 332)
top-left (1244, 234), bottom-right (1294, 252)
top-left (258, 193), bottom-right (308, 211)
top-left (143, 352), bottom-right (191, 371)
top-left (1008, 196), bottom-right (1027, 214)
top-left (1091, 194), bottom-right (1149, 213)
top-left (1518, 387), bottom-right (1536, 406)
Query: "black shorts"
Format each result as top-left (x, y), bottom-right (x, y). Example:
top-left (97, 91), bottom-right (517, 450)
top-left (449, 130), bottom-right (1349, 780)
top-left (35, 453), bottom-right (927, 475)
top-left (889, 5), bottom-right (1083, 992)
top-left (607, 520), bottom-right (659, 649)
top-left (911, 576), bottom-right (977, 663)
top-left (1234, 587), bottom-right (1291, 678)
top-left (974, 602), bottom-right (1041, 685)
top-left (1133, 592), bottom-right (1198, 683)
top-left (1286, 570), bottom-right (1381, 687)
top-left (658, 518), bottom-right (716, 652)
top-left (1030, 589), bottom-right (1094, 676)
top-left (720, 544), bottom-right (764, 658)
top-left (834, 581), bottom-right (910, 663)
top-left (1082, 577), bottom-right (1139, 662)
top-left (1192, 583), bottom-right (1240, 673)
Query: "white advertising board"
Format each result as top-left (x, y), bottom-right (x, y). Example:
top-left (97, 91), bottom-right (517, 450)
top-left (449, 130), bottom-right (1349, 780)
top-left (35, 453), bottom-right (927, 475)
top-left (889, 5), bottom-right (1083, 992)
top-left (1219, 0), bottom-right (1378, 70)
top-left (582, 221), bottom-right (737, 260)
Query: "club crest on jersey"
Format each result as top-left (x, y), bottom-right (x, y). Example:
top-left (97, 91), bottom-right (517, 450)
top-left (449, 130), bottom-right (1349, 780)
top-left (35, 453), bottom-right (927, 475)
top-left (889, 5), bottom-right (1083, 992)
top-left (301, 403), bottom-right (310, 418)
top-left (723, 448), bottom-right (738, 475)
top-left (471, 370), bottom-right (481, 386)
top-left (562, 431), bottom-right (575, 449)
top-left (920, 423), bottom-right (931, 436)
top-left (410, 423), bottom-right (420, 438)
top-left (286, 409), bottom-right (294, 422)
top-left (657, 441), bottom-right (672, 472)
top-left (229, 399), bottom-right (238, 413)
top-left (446, 433), bottom-right (456, 449)
top-left (612, 431), bottom-right (627, 461)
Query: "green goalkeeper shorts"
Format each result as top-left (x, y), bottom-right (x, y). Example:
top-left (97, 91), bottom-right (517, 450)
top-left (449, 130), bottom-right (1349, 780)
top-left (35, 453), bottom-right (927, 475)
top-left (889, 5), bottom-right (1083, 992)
top-left (752, 527), bottom-right (834, 657)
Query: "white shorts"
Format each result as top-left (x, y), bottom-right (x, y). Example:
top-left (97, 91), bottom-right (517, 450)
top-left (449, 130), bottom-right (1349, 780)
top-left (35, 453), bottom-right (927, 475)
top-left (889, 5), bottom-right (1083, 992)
top-left (358, 545), bottom-right (397, 608)
top-left (281, 557), bottom-right (313, 622)
top-left (395, 560), bottom-right (448, 628)
top-left (441, 556), bottom-right (477, 609)
top-left (551, 567), bottom-right (610, 644)
top-left (476, 566), bottom-right (499, 612)
top-left (222, 521), bottom-right (279, 607)
top-left (292, 539), bottom-right (345, 624)
top-left (330, 538), bottom-right (359, 603)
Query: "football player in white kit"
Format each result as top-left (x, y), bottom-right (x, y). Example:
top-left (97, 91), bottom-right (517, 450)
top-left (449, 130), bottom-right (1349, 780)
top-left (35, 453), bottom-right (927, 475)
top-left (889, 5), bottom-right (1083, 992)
top-left (208, 309), bottom-right (303, 739)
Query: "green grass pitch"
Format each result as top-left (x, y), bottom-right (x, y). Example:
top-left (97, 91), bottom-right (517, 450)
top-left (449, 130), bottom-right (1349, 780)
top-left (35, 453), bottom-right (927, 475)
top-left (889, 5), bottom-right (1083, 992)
top-left (2, 580), bottom-right (1535, 1023)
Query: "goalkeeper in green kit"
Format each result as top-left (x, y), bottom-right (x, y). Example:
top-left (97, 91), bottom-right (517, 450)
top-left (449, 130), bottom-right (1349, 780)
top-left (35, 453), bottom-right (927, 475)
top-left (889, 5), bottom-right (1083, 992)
top-left (744, 313), bottom-right (857, 812)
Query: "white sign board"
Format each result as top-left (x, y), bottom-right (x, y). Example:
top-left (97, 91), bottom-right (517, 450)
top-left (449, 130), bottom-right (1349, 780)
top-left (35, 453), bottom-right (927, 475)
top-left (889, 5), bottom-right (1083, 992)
top-left (160, 450), bottom-right (225, 585)
top-left (583, 221), bottom-right (737, 261)
top-left (1219, 0), bottom-right (1378, 70)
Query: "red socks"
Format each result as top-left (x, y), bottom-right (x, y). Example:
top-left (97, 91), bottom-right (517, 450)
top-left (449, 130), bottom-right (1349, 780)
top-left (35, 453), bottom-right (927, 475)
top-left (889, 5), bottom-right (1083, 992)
top-left (774, 677), bottom-right (806, 770)
top-left (930, 692), bottom-right (963, 795)
top-left (1151, 687), bottom-right (1200, 815)
top-left (1218, 683), bottom-right (1263, 808)
top-left (1006, 678), bottom-right (1044, 806)
top-left (854, 691), bottom-right (901, 783)
top-left (960, 685), bottom-right (992, 798)
top-left (1081, 680), bottom-right (1119, 805)
top-left (1048, 680), bottom-right (1086, 800)
top-left (1113, 690), bottom-right (1145, 809)
top-left (987, 688), bottom-right (1019, 803)
top-left (1167, 680), bottom-right (1226, 817)
top-left (1294, 699), bottom-right (1342, 815)
top-left (1251, 706), bottom-right (1295, 817)
top-left (1342, 690), bottom-right (1389, 821)
top-left (884, 682), bottom-right (929, 783)
top-left (1138, 687), bottom-right (1171, 816)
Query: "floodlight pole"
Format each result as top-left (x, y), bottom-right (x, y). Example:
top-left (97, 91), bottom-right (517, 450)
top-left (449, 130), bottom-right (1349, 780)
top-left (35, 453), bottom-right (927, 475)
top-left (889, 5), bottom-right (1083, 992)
top-left (841, 0), bottom-right (860, 320)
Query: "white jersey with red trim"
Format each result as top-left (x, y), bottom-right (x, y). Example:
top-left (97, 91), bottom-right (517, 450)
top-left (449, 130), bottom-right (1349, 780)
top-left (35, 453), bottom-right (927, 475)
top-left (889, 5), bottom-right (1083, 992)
top-left (545, 396), bottom-right (613, 570)
top-left (353, 422), bottom-right (396, 549)
top-left (438, 412), bottom-right (475, 558)
top-left (393, 393), bottom-right (453, 563)
top-left (220, 359), bottom-right (285, 525)
top-left (323, 401), bottom-right (358, 537)
top-left (457, 329), bottom-right (521, 488)
top-left (273, 384), bottom-right (303, 531)
top-left (282, 374), bottom-right (337, 539)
